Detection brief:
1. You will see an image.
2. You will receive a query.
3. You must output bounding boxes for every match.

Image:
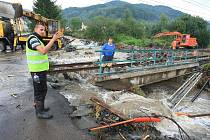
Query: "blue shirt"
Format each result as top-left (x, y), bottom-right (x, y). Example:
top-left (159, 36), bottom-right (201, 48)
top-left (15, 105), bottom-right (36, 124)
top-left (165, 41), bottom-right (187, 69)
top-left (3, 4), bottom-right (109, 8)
top-left (101, 43), bottom-right (116, 56)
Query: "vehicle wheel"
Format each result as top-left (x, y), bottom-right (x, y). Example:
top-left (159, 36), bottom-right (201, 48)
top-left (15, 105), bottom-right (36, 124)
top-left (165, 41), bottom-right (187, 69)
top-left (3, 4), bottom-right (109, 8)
top-left (0, 41), bottom-right (6, 52)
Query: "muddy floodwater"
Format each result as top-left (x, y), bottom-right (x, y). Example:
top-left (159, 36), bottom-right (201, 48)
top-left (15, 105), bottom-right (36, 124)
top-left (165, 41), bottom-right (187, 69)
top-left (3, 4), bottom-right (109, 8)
top-left (51, 73), bottom-right (210, 139)
top-left (48, 41), bottom-right (210, 140)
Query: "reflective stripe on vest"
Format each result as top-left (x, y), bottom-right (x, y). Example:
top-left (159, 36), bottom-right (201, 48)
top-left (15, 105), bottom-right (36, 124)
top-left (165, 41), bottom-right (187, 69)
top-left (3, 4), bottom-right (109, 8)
top-left (27, 52), bottom-right (45, 56)
top-left (26, 35), bottom-right (49, 72)
top-left (27, 60), bottom-right (49, 64)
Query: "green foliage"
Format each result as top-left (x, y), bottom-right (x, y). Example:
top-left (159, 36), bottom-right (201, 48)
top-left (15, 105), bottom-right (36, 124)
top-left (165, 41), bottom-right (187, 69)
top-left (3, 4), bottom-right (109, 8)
top-left (115, 34), bottom-right (142, 46)
top-left (159, 14), bottom-right (169, 32)
top-left (83, 14), bottom-right (210, 48)
top-left (70, 17), bottom-right (82, 31)
top-left (83, 15), bottom-right (148, 43)
top-left (123, 8), bottom-right (133, 22)
top-left (33, 0), bottom-right (62, 20)
top-left (71, 31), bottom-right (85, 38)
top-left (83, 14), bottom-right (174, 47)
top-left (84, 16), bottom-right (117, 42)
top-left (62, 1), bottom-right (210, 48)
top-left (169, 15), bottom-right (210, 48)
top-left (131, 85), bottom-right (145, 96)
top-left (62, 1), bottom-right (183, 21)
top-left (203, 63), bottom-right (210, 71)
top-left (60, 18), bottom-right (68, 28)
top-left (115, 34), bottom-right (170, 48)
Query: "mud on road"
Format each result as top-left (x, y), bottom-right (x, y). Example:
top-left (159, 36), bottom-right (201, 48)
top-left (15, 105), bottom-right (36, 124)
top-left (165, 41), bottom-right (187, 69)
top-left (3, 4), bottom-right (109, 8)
top-left (1, 47), bottom-right (210, 140)
top-left (0, 52), bottom-right (94, 140)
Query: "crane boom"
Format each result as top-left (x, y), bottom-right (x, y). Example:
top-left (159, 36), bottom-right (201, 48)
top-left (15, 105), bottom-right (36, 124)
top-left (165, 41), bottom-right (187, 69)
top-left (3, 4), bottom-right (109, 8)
top-left (22, 11), bottom-right (48, 24)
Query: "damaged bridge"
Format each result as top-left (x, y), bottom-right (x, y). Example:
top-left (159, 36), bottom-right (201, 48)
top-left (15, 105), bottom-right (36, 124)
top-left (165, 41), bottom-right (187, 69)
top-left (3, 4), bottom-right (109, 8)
top-left (50, 49), bottom-right (210, 90)
top-left (94, 49), bottom-right (208, 90)
top-left (95, 62), bottom-right (199, 90)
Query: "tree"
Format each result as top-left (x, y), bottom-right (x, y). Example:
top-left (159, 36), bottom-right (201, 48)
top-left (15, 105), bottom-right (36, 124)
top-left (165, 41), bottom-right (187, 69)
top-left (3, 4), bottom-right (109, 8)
top-left (123, 9), bottom-right (133, 22)
top-left (84, 16), bottom-right (117, 42)
top-left (122, 9), bottom-right (143, 38)
top-left (33, 0), bottom-right (61, 20)
top-left (151, 14), bottom-right (169, 35)
top-left (159, 14), bottom-right (169, 32)
top-left (70, 17), bottom-right (82, 31)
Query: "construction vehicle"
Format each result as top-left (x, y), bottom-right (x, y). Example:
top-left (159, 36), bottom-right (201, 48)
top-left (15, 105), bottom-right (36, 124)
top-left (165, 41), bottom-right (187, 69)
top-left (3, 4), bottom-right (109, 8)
top-left (0, 1), bottom-right (63, 52)
top-left (154, 31), bottom-right (198, 49)
top-left (0, 16), bottom-right (14, 51)
top-left (17, 10), bottom-right (63, 50)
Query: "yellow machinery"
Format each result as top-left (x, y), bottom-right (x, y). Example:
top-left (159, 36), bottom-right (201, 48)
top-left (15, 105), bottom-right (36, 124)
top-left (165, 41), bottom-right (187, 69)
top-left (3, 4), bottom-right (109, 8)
top-left (0, 17), bottom-right (15, 51)
top-left (15, 10), bottom-right (63, 50)
top-left (0, 1), bottom-right (63, 51)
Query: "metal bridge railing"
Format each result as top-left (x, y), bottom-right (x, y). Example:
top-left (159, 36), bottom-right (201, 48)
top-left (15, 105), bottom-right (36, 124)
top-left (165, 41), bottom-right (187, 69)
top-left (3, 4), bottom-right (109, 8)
top-left (95, 49), bottom-right (199, 77)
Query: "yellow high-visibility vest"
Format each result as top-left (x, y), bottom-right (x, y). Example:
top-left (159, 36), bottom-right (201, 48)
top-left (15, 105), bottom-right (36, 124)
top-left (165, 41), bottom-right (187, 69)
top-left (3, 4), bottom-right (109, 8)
top-left (26, 35), bottom-right (49, 72)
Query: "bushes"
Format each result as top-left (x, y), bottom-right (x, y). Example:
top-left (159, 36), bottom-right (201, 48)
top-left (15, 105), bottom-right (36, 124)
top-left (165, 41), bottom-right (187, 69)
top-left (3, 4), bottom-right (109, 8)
top-left (115, 34), bottom-right (171, 48)
top-left (115, 34), bottom-right (142, 46)
top-left (69, 14), bottom-right (210, 48)
top-left (203, 63), bottom-right (210, 71)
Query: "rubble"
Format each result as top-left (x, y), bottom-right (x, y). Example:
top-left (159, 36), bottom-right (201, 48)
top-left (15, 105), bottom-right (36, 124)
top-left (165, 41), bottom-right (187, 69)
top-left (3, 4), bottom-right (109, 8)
top-left (47, 37), bottom-right (210, 139)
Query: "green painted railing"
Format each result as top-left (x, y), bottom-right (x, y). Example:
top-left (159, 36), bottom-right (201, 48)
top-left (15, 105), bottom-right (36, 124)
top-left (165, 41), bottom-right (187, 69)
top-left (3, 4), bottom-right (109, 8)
top-left (95, 49), bottom-right (199, 77)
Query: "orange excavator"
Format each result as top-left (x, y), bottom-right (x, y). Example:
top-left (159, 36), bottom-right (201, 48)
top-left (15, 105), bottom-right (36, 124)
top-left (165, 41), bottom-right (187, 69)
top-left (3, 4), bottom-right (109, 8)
top-left (154, 31), bottom-right (198, 49)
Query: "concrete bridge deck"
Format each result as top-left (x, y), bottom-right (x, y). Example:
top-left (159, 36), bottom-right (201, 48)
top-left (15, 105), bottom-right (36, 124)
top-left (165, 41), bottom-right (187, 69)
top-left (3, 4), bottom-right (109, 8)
top-left (95, 62), bottom-right (199, 90)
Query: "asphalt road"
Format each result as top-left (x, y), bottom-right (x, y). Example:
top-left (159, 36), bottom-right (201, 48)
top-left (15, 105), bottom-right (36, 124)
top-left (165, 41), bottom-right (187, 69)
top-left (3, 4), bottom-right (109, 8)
top-left (0, 52), bottom-right (94, 140)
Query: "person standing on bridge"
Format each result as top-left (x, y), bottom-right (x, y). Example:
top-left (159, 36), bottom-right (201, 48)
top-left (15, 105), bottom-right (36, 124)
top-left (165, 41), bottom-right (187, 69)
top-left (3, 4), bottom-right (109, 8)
top-left (101, 37), bottom-right (116, 74)
top-left (26, 22), bottom-right (62, 119)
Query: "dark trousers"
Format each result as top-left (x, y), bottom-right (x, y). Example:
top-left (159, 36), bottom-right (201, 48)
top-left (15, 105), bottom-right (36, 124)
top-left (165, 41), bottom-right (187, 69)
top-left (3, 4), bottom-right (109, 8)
top-left (101, 55), bottom-right (113, 73)
top-left (31, 71), bottom-right (47, 102)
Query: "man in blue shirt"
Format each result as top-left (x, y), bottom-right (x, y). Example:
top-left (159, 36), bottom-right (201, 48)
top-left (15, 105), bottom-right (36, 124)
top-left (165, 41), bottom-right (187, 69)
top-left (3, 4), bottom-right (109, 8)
top-left (101, 37), bottom-right (116, 74)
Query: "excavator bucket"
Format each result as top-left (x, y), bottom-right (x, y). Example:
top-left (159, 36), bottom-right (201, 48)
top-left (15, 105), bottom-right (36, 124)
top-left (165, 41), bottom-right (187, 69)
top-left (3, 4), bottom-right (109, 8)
top-left (0, 1), bottom-right (23, 19)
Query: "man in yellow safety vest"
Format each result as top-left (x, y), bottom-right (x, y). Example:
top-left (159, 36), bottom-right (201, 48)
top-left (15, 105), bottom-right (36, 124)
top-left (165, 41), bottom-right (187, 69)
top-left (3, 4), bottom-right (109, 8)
top-left (26, 22), bottom-right (62, 119)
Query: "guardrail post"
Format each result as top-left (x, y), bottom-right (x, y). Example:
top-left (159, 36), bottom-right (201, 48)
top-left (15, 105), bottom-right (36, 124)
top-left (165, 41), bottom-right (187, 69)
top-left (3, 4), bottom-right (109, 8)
top-left (167, 50), bottom-right (173, 65)
top-left (154, 50), bottom-right (157, 65)
top-left (131, 49), bottom-right (134, 68)
top-left (99, 52), bottom-right (103, 79)
top-left (195, 49), bottom-right (198, 62)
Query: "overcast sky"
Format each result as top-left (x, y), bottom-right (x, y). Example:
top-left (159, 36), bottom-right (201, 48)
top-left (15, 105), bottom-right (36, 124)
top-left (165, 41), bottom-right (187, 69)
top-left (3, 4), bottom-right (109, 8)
top-left (5, 0), bottom-right (210, 20)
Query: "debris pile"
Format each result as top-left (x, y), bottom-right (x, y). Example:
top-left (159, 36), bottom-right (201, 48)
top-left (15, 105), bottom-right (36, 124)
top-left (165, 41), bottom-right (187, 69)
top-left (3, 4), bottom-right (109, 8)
top-left (48, 38), bottom-right (210, 139)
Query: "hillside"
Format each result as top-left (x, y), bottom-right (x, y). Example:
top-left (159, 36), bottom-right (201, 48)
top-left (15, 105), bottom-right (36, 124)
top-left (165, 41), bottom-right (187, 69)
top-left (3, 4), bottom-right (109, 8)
top-left (62, 1), bottom-right (184, 21)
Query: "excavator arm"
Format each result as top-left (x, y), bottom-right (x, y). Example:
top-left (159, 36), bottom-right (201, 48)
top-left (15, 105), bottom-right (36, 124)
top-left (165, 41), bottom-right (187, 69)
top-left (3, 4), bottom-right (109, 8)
top-left (154, 31), bottom-right (198, 49)
top-left (154, 31), bottom-right (182, 38)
